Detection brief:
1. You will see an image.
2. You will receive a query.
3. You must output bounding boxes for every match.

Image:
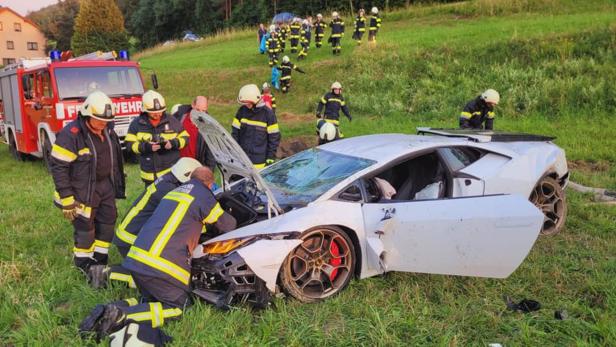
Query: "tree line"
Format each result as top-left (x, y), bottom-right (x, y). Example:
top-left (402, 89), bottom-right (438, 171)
top-left (27, 0), bottom-right (459, 52)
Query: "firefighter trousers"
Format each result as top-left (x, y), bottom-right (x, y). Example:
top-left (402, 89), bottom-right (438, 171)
top-left (268, 52), bottom-right (279, 67)
top-left (120, 272), bottom-right (191, 328)
top-left (315, 36), bottom-right (323, 48)
top-left (369, 30), bottom-right (378, 42)
top-left (72, 178), bottom-right (117, 272)
top-left (290, 38), bottom-right (299, 52)
top-left (281, 78), bottom-right (292, 93)
top-left (331, 37), bottom-right (341, 54)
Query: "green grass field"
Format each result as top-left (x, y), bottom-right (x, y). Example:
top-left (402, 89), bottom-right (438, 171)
top-left (1, 0), bottom-right (616, 345)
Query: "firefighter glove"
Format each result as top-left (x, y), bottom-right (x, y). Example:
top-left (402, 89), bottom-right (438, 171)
top-left (266, 158), bottom-right (276, 166)
top-left (62, 204), bottom-right (79, 221)
top-left (347, 115), bottom-right (353, 122)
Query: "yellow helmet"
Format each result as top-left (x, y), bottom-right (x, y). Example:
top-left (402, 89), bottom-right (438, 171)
top-left (237, 84), bottom-right (261, 105)
top-left (142, 90), bottom-right (166, 113)
top-left (171, 157), bottom-right (202, 183)
top-left (80, 91), bottom-right (115, 122)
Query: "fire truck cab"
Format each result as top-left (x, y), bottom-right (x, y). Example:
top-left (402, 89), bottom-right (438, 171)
top-left (0, 51), bottom-right (145, 168)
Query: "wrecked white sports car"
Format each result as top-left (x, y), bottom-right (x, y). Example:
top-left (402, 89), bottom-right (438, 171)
top-left (189, 112), bottom-right (568, 308)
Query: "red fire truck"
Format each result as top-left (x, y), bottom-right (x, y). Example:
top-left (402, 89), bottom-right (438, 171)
top-left (0, 51), bottom-right (147, 168)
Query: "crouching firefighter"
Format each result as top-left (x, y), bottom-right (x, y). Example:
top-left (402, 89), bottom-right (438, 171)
top-left (316, 81), bottom-right (353, 141)
top-left (107, 157), bottom-right (203, 289)
top-left (50, 91), bottom-right (126, 285)
top-left (459, 89), bottom-right (500, 130)
top-left (125, 90), bottom-right (189, 187)
top-left (79, 167), bottom-right (237, 340)
top-left (232, 84), bottom-right (281, 169)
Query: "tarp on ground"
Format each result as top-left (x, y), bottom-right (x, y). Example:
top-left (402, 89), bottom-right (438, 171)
top-left (272, 12), bottom-right (295, 23)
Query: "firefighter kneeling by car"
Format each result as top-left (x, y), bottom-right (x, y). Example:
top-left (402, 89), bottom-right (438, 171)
top-left (50, 91), bottom-right (126, 286)
top-left (125, 90), bottom-right (189, 187)
top-left (79, 166), bottom-right (237, 342)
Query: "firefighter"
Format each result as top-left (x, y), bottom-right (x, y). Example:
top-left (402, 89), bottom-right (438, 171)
top-left (329, 11), bottom-right (345, 55)
top-left (278, 22), bottom-right (288, 52)
top-left (108, 157), bottom-right (203, 289)
top-left (316, 81), bottom-right (352, 141)
top-left (79, 167), bottom-right (237, 339)
top-left (289, 18), bottom-right (302, 53)
top-left (277, 56), bottom-right (305, 93)
top-left (353, 9), bottom-right (367, 45)
top-left (125, 90), bottom-right (189, 187)
top-left (172, 96), bottom-right (217, 169)
top-left (368, 7), bottom-right (382, 43)
top-left (313, 13), bottom-right (327, 48)
top-left (261, 82), bottom-right (277, 112)
top-left (231, 84), bottom-right (281, 168)
top-left (459, 89), bottom-right (500, 130)
top-left (50, 91), bottom-right (126, 285)
top-left (266, 28), bottom-right (281, 67)
top-left (298, 19), bottom-right (311, 60)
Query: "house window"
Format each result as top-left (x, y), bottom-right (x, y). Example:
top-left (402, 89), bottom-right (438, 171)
top-left (27, 42), bottom-right (38, 51)
top-left (7, 41), bottom-right (14, 50)
top-left (2, 58), bottom-right (16, 66)
top-left (14, 23), bottom-right (21, 32)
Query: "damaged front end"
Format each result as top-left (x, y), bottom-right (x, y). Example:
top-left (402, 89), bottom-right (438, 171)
top-left (191, 232), bottom-right (301, 310)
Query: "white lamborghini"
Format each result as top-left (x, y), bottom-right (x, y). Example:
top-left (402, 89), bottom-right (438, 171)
top-left (189, 112), bottom-right (568, 308)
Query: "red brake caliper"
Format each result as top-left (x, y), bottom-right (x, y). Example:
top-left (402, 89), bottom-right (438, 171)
top-left (329, 240), bottom-right (341, 281)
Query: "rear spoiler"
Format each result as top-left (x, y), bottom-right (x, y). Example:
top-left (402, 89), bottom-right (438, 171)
top-left (416, 127), bottom-right (555, 143)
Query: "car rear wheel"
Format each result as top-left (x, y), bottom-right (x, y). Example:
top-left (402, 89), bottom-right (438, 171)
top-left (41, 132), bottom-right (52, 172)
top-left (280, 226), bottom-right (355, 303)
top-left (530, 176), bottom-right (567, 235)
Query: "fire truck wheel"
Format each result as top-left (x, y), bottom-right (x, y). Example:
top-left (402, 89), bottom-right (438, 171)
top-left (41, 132), bottom-right (53, 172)
top-left (8, 131), bottom-right (26, 161)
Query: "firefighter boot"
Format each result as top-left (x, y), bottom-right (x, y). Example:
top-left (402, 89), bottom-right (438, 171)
top-left (79, 304), bottom-right (127, 342)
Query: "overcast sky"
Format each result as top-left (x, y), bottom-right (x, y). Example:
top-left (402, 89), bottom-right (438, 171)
top-left (2, 0), bottom-right (57, 16)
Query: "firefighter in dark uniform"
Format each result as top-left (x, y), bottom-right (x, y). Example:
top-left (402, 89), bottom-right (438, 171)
top-left (125, 90), bottom-right (189, 187)
top-left (298, 19), bottom-right (311, 60)
top-left (232, 84), bottom-right (281, 169)
top-left (276, 56), bottom-right (305, 93)
top-left (50, 91), bottom-right (126, 285)
top-left (278, 22), bottom-right (288, 52)
top-left (316, 81), bottom-right (353, 142)
top-left (266, 29), bottom-right (281, 67)
top-left (368, 7), bottom-right (382, 43)
top-left (79, 167), bottom-right (237, 339)
top-left (314, 13), bottom-right (327, 48)
top-left (329, 11), bottom-right (345, 55)
top-left (353, 9), bottom-right (367, 45)
top-left (289, 18), bottom-right (301, 53)
top-left (459, 89), bottom-right (500, 130)
top-left (108, 158), bottom-right (202, 288)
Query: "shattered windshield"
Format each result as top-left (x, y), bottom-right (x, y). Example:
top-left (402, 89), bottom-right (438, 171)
top-left (261, 148), bottom-right (376, 205)
top-left (55, 66), bottom-right (144, 100)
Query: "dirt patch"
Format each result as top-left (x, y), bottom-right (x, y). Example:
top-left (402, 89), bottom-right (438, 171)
top-left (277, 112), bottom-right (312, 124)
top-left (277, 135), bottom-right (316, 158)
top-left (568, 160), bottom-right (610, 174)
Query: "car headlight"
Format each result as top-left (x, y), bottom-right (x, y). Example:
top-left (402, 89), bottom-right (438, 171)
top-left (203, 237), bottom-right (255, 255)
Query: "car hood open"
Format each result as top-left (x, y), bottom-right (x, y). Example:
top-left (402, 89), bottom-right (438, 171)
top-left (190, 111), bottom-right (282, 216)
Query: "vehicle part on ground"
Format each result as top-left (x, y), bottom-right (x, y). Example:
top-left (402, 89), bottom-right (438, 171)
top-left (280, 226), bottom-right (356, 303)
top-left (568, 181), bottom-right (616, 204)
top-left (530, 176), bottom-right (567, 235)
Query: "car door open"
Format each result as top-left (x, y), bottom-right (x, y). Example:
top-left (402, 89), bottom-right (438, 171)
top-left (361, 194), bottom-right (543, 278)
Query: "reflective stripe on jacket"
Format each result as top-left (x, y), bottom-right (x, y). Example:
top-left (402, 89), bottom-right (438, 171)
top-left (50, 117), bottom-right (126, 217)
top-left (330, 19), bottom-right (345, 38)
top-left (316, 92), bottom-right (352, 122)
top-left (369, 15), bottom-right (382, 30)
top-left (231, 105), bottom-right (281, 165)
top-left (314, 20), bottom-right (327, 36)
top-left (122, 179), bottom-right (226, 288)
top-left (125, 112), bottom-right (188, 181)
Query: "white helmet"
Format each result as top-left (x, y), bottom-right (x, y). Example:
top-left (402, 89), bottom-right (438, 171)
top-left (331, 81), bottom-right (342, 90)
top-left (237, 84), bottom-right (261, 104)
top-left (269, 24), bottom-right (276, 33)
top-left (371, 7), bottom-right (379, 14)
top-left (262, 82), bottom-right (270, 90)
top-left (170, 103), bottom-right (182, 116)
top-left (171, 157), bottom-right (202, 183)
top-left (282, 55), bottom-right (290, 63)
top-left (332, 11), bottom-right (339, 18)
top-left (142, 90), bottom-right (166, 113)
top-left (319, 122), bottom-right (337, 141)
top-left (481, 89), bottom-right (500, 105)
top-left (80, 91), bottom-right (115, 122)
top-left (303, 19), bottom-right (309, 25)
top-left (317, 13), bottom-right (323, 19)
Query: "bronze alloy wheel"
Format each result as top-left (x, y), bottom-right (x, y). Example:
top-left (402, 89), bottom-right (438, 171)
top-left (530, 176), bottom-right (567, 235)
top-left (280, 226), bottom-right (355, 303)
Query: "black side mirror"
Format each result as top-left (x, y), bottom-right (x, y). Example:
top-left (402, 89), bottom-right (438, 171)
top-left (151, 73), bottom-right (159, 90)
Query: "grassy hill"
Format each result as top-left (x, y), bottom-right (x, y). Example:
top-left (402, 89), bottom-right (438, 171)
top-left (1, 0), bottom-right (615, 345)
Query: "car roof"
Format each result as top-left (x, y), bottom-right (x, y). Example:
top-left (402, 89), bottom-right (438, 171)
top-left (318, 133), bottom-right (468, 163)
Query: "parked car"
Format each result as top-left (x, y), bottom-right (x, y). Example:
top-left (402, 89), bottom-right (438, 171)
top-left (189, 112), bottom-right (568, 308)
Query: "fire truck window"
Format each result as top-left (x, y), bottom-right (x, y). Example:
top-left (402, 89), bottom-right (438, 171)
top-left (41, 72), bottom-right (53, 98)
top-left (55, 67), bottom-right (144, 100)
top-left (22, 75), bottom-right (34, 99)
